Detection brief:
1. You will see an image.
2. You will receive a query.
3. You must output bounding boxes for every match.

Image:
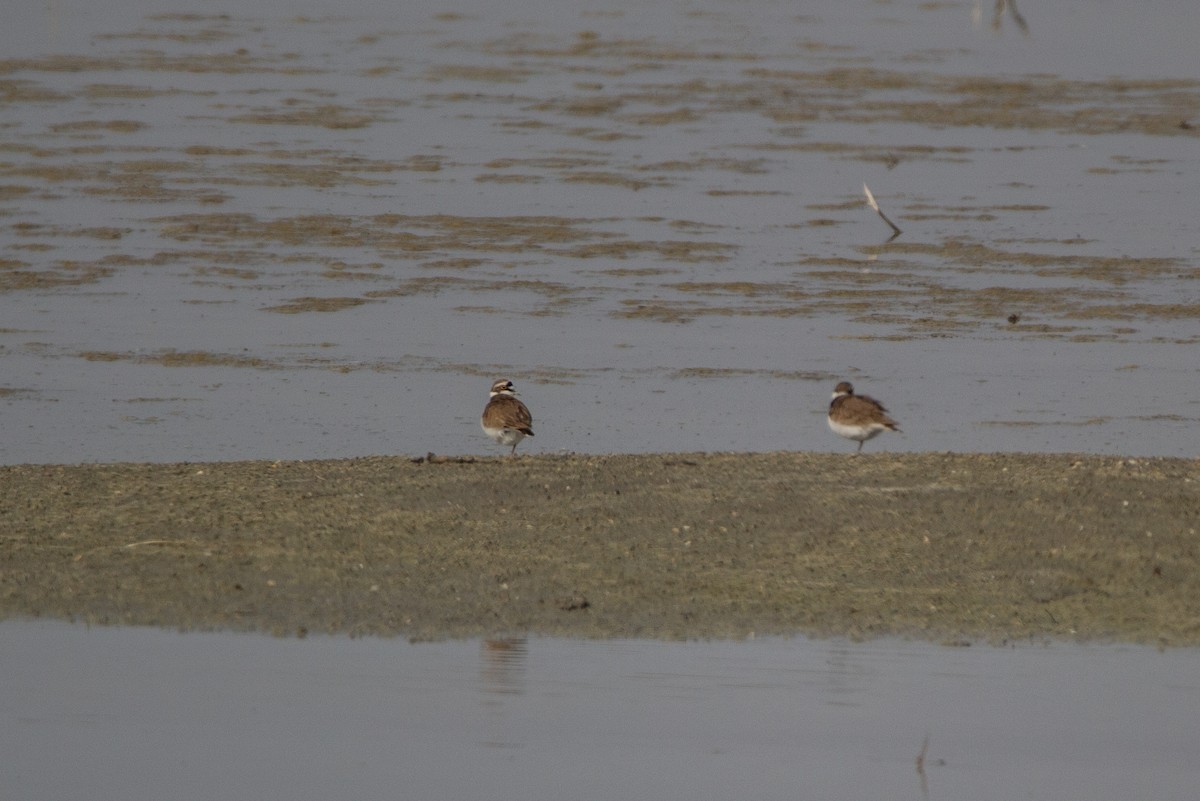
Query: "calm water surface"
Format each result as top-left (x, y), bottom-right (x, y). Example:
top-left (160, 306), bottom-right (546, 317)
top-left (2, 622), bottom-right (1198, 801)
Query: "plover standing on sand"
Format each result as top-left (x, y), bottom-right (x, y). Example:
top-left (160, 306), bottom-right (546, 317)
top-left (481, 378), bottom-right (534, 456)
top-left (827, 381), bottom-right (900, 454)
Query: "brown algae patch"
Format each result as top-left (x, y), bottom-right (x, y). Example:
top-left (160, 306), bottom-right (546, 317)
top-left (80, 349), bottom-right (279, 369)
top-left (48, 120), bottom-right (148, 135)
top-left (562, 171), bottom-right (671, 190)
top-left (483, 30), bottom-right (763, 64)
top-left (757, 141), bottom-right (975, 166)
top-left (423, 36), bottom-right (1200, 138)
top-left (365, 276), bottom-right (583, 302)
top-left (0, 52), bottom-right (322, 77)
top-left (670, 367), bottom-right (836, 382)
top-left (0, 259), bottom-right (115, 291)
top-left (84, 83), bottom-right (213, 100)
top-left (882, 240), bottom-right (1185, 283)
top-left (607, 251), bottom-right (1162, 337)
top-left (0, 79), bottom-right (70, 103)
top-left (226, 104), bottom-right (380, 130)
top-left (426, 64), bottom-right (536, 84)
top-left (262, 297), bottom-right (373, 314)
top-left (154, 213), bottom-right (599, 251)
top-left (980, 418), bottom-right (1112, 429)
top-left (744, 68), bottom-right (1200, 137)
top-left (152, 212), bottom-right (737, 264)
top-left (1065, 304), bottom-right (1200, 321)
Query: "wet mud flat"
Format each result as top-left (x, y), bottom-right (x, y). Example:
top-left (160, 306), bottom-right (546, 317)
top-left (2, 452), bottom-right (1198, 645)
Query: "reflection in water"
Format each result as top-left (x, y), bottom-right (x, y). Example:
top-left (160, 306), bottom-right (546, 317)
top-left (973, 0), bottom-right (1030, 34)
top-left (915, 732), bottom-right (931, 801)
top-left (479, 637), bottom-right (529, 751)
top-left (823, 645), bottom-right (856, 698)
top-left (993, 0), bottom-right (1030, 34)
top-left (45, 0), bottom-right (60, 45)
top-left (481, 637), bottom-right (528, 697)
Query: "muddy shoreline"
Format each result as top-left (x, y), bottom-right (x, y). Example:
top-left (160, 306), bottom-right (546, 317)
top-left (2, 452), bottom-right (1197, 645)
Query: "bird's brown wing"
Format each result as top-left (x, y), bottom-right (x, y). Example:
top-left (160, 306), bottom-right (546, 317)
top-left (484, 395), bottom-right (534, 435)
top-left (837, 394), bottom-right (900, 431)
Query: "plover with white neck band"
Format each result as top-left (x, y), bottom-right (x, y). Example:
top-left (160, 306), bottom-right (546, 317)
top-left (481, 378), bottom-right (535, 457)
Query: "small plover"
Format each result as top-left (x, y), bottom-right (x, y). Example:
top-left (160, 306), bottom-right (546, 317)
top-left (481, 378), bottom-right (534, 456)
top-left (827, 381), bottom-right (900, 454)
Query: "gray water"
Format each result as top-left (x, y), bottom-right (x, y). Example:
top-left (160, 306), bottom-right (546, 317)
top-left (2, 621), bottom-right (1198, 801)
top-left (2, 0), bottom-right (1197, 464)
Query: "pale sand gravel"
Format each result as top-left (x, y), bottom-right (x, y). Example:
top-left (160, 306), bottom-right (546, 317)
top-left (2, 452), bottom-right (1197, 644)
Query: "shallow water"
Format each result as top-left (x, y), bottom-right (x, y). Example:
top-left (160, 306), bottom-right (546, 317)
top-left (2, 621), bottom-right (1198, 801)
top-left (2, 0), bottom-right (1198, 464)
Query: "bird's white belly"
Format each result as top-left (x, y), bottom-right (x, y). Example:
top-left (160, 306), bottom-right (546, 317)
top-left (482, 422), bottom-right (525, 446)
top-left (827, 417), bottom-right (885, 442)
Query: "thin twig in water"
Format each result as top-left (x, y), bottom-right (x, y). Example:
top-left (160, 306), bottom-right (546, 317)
top-left (863, 183), bottom-right (902, 239)
top-left (916, 732), bottom-right (931, 800)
